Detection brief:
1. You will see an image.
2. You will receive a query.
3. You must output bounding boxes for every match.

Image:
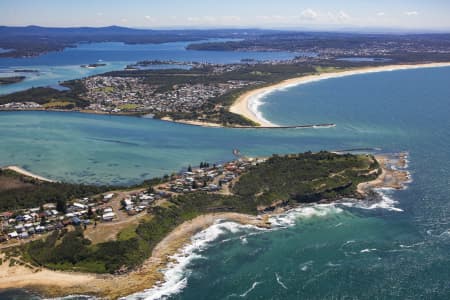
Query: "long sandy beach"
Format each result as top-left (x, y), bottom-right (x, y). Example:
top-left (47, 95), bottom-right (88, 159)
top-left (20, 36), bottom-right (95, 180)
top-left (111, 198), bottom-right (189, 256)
top-left (230, 62), bottom-right (450, 127)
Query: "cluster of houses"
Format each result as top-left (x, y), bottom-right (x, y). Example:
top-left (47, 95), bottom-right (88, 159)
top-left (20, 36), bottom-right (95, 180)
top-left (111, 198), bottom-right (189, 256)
top-left (0, 156), bottom-right (266, 245)
top-left (0, 188), bottom-right (165, 244)
top-left (0, 101), bottom-right (42, 110)
top-left (157, 157), bottom-right (265, 194)
top-left (0, 193), bottom-right (115, 243)
top-left (121, 191), bottom-right (164, 215)
top-left (82, 75), bottom-right (259, 114)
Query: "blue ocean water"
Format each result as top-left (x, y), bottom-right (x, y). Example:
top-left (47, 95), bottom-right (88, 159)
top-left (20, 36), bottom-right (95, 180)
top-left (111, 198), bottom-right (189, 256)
top-left (0, 41), bottom-right (300, 95)
top-left (1, 67), bottom-right (450, 299)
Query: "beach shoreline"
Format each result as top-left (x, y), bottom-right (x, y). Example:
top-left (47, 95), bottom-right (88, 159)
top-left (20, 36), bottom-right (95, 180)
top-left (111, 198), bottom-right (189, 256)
top-left (2, 61), bottom-right (449, 129)
top-left (0, 213), bottom-right (268, 299)
top-left (230, 62), bottom-right (450, 127)
top-left (1, 166), bottom-right (55, 183)
top-left (0, 153), bottom-right (410, 299)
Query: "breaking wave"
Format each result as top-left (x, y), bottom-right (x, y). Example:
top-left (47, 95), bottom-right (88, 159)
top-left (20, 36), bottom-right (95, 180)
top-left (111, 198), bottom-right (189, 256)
top-left (123, 221), bottom-right (260, 300)
top-left (124, 189), bottom-right (405, 299)
top-left (340, 188), bottom-right (404, 212)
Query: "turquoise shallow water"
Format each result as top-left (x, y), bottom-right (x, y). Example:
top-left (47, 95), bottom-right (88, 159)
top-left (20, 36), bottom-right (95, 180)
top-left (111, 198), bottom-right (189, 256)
top-left (1, 67), bottom-right (450, 299)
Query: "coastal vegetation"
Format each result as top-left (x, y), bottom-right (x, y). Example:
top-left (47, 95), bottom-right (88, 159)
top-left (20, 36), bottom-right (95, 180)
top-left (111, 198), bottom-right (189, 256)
top-left (19, 152), bottom-right (380, 274)
top-left (0, 169), bottom-right (112, 211)
top-left (0, 26), bottom-right (269, 58)
top-left (0, 76), bottom-right (25, 85)
top-left (0, 80), bottom-right (87, 108)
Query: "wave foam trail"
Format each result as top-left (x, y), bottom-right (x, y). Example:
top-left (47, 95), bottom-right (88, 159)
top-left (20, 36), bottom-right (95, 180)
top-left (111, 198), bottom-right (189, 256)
top-left (269, 204), bottom-right (343, 228)
top-left (360, 248), bottom-right (377, 253)
top-left (124, 221), bottom-right (258, 300)
top-left (340, 188), bottom-right (403, 212)
top-left (299, 260), bottom-right (314, 271)
top-left (275, 273), bottom-right (288, 289)
top-left (240, 281), bottom-right (261, 297)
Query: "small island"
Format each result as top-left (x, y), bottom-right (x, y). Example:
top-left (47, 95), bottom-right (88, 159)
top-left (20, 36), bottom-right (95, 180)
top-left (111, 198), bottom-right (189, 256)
top-left (0, 76), bottom-right (26, 85)
top-left (0, 151), bottom-right (409, 299)
top-left (80, 63), bottom-right (107, 68)
top-left (13, 69), bottom-right (39, 73)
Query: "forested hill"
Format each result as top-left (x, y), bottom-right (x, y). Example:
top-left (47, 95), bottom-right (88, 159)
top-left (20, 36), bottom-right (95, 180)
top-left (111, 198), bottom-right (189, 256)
top-left (0, 26), bottom-right (274, 58)
top-left (20, 152), bottom-right (381, 274)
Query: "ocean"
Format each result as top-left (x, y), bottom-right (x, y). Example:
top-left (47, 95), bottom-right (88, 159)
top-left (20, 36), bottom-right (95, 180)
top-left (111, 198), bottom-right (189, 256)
top-left (1, 66), bottom-right (450, 299)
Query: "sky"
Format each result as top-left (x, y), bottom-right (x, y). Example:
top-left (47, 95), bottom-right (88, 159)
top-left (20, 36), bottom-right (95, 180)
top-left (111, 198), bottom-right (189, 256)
top-left (1, 0), bottom-right (449, 31)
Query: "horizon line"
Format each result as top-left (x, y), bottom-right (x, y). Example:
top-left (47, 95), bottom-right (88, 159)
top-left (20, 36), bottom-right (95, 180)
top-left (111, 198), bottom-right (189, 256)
top-left (1, 24), bottom-right (450, 34)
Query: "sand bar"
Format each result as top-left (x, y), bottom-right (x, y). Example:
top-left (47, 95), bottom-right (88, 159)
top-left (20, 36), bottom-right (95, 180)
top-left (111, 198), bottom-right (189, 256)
top-left (2, 165), bottom-right (55, 182)
top-left (230, 62), bottom-right (450, 127)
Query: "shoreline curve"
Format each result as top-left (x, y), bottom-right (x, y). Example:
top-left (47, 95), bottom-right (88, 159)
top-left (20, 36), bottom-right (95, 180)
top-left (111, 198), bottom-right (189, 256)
top-left (1, 165), bottom-right (55, 183)
top-left (229, 62), bottom-right (450, 127)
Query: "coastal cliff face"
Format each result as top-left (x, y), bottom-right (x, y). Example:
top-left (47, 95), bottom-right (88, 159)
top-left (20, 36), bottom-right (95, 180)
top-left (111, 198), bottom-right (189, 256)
top-left (0, 151), bottom-right (394, 299)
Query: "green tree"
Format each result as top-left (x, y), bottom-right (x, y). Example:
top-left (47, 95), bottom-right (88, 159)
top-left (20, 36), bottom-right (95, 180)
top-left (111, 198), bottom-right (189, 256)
top-left (56, 199), bottom-right (67, 214)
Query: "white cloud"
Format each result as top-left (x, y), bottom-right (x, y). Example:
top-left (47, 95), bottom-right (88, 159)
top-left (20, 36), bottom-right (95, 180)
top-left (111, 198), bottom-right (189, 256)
top-left (144, 16), bottom-right (158, 23)
top-left (404, 11), bottom-right (419, 16)
top-left (324, 10), bottom-right (351, 23)
top-left (376, 12), bottom-right (385, 17)
top-left (300, 8), bottom-right (318, 21)
top-left (96, 12), bottom-right (103, 17)
top-left (121, 18), bottom-right (128, 23)
top-left (337, 10), bottom-right (350, 22)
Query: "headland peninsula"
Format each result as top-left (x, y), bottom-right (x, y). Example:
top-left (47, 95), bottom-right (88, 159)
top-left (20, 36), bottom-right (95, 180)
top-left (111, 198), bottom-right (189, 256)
top-left (0, 151), bottom-right (409, 299)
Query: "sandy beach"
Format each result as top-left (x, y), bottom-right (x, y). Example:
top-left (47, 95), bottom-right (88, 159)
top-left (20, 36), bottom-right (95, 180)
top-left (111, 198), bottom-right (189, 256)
top-left (230, 62), bottom-right (450, 127)
top-left (2, 165), bottom-right (55, 183)
top-left (0, 212), bottom-right (268, 299)
top-left (0, 152), bottom-right (409, 299)
top-left (160, 116), bottom-right (223, 128)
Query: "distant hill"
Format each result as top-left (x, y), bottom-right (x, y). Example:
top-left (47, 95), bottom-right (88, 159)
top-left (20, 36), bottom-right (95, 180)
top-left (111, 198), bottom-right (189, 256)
top-left (0, 26), bottom-right (276, 58)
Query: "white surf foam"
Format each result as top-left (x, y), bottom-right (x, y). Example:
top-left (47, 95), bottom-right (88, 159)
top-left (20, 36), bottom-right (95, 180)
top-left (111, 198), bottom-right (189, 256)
top-left (326, 262), bottom-right (341, 267)
top-left (399, 242), bottom-right (424, 248)
top-left (240, 235), bottom-right (248, 245)
top-left (299, 260), bottom-right (314, 271)
top-left (268, 204), bottom-right (343, 228)
top-left (247, 90), bottom-right (278, 126)
top-left (123, 221), bottom-right (260, 300)
top-left (340, 188), bottom-right (404, 212)
top-left (360, 248), bottom-right (377, 253)
top-left (275, 273), bottom-right (288, 289)
top-left (239, 281), bottom-right (261, 297)
top-left (125, 180), bottom-right (408, 299)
